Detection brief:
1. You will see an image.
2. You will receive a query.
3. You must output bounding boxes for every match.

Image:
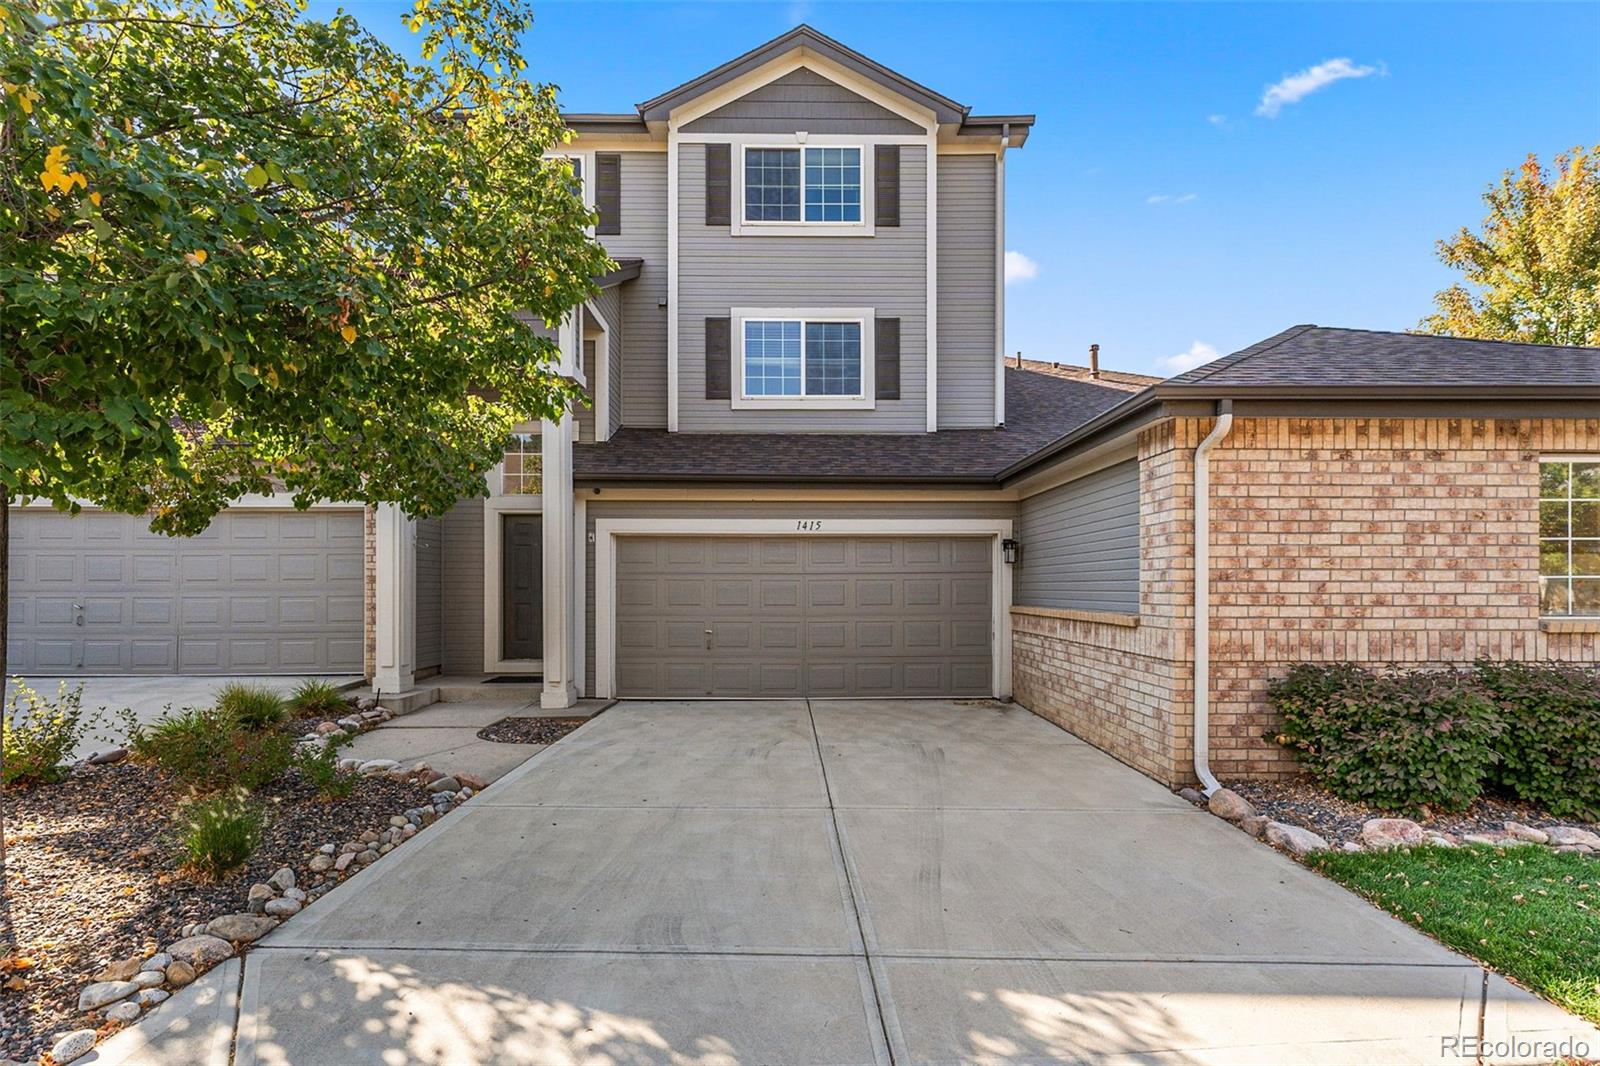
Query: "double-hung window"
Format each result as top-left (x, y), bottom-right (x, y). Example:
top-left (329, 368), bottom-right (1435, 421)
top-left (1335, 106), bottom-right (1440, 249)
top-left (744, 147), bottom-right (862, 223)
top-left (1539, 459), bottom-right (1600, 616)
top-left (734, 310), bottom-right (872, 408)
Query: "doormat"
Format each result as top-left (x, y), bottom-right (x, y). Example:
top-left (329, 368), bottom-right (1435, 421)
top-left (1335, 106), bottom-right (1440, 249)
top-left (483, 675), bottom-right (543, 684)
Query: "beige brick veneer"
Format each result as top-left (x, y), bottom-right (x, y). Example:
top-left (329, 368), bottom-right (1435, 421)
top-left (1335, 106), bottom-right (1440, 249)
top-left (1012, 416), bottom-right (1600, 787)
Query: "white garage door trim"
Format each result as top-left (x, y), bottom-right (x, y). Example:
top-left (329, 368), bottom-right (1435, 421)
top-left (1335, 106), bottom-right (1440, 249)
top-left (594, 517), bottom-right (1013, 700)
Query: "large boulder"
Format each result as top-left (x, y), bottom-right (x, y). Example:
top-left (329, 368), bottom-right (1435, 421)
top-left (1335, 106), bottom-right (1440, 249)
top-left (1359, 818), bottom-right (1425, 849)
top-left (1264, 821), bottom-right (1329, 856)
top-left (78, 980), bottom-right (139, 1011)
top-left (51, 1030), bottom-right (99, 1064)
top-left (1502, 821), bottom-right (1549, 844)
top-left (1206, 788), bottom-right (1257, 822)
top-left (1546, 826), bottom-right (1600, 849)
top-left (166, 934), bottom-right (234, 969)
top-left (206, 913), bottom-right (278, 943)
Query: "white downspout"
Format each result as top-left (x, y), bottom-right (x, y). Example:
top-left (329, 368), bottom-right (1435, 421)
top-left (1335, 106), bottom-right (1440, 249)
top-left (1193, 400), bottom-right (1234, 796)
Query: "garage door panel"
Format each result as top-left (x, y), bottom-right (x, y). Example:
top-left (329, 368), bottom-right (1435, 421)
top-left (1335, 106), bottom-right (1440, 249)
top-left (10, 510), bottom-right (363, 675)
top-left (615, 535), bottom-right (993, 698)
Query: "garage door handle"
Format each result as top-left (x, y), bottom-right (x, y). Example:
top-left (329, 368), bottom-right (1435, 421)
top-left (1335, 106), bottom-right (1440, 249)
top-left (704, 628), bottom-right (713, 650)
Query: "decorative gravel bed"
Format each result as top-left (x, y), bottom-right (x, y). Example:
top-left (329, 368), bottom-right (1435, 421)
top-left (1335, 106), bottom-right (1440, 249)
top-left (476, 716), bottom-right (589, 746)
top-left (1225, 777), bottom-right (1600, 849)
top-left (0, 732), bottom-right (441, 1063)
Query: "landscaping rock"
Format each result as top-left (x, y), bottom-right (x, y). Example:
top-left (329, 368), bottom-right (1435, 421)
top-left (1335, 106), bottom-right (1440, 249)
top-left (1206, 788), bottom-right (1256, 822)
top-left (318, 842), bottom-right (337, 855)
top-left (206, 913), bottom-right (277, 943)
top-left (264, 898), bottom-right (302, 918)
top-left (284, 886), bottom-right (307, 902)
top-left (1424, 833), bottom-right (1459, 848)
top-left (1177, 787), bottom-right (1204, 804)
top-left (427, 776), bottom-right (461, 794)
top-left (78, 980), bottom-right (139, 1011)
top-left (136, 989), bottom-right (170, 1009)
top-left (456, 773), bottom-right (489, 791)
top-left (268, 867), bottom-right (296, 892)
top-left (93, 956), bottom-right (144, 983)
top-left (1462, 833), bottom-right (1507, 846)
top-left (166, 934), bottom-right (233, 969)
top-left (1359, 818), bottom-right (1425, 849)
top-left (315, 721), bottom-right (343, 735)
top-left (309, 853), bottom-right (334, 873)
top-left (357, 849), bottom-right (379, 865)
top-left (358, 759), bottom-right (400, 775)
top-left (131, 970), bottom-right (165, 990)
top-left (334, 852), bottom-right (355, 872)
top-left (1239, 815), bottom-right (1269, 838)
top-left (86, 746), bottom-right (129, 765)
top-left (1503, 821), bottom-right (1550, 844)
top-left (165, 960), bottom-right (198, 988)
top-left (247, 883), bottom-right (276, 912)
top-left (1341, 842), bottom-right (1363, 852)
top-left (1546, 826), bottom-right (1600, 849)
top-left (105, 1000), bottom-right (142, 1023)
top-left (1264, 821), bottom-right (1328, 855)
top-left (50, 1030), bottom-right (99, 1065)
top-left (141, 952), bottom-right (172, 974)
top-left (357, 696), bottom-right (377, 712)
top-left (389, 815), bottom-right (409, 828)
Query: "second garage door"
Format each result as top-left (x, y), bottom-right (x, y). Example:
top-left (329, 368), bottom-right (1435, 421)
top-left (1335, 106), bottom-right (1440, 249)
top-left (614, 535), bottom-right (993, 698)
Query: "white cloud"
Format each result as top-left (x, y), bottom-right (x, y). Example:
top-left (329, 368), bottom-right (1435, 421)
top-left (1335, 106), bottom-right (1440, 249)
top-left (1004, 250), bottom-right (1039, 285)
top-left (785, 0), bottom-right (813, 25)
top-left (1207, 113), bottom-right (1229, 127)
top-left (1146, 193), bottom-right (1198, 205)
top-left (1160, 340), bottom-right (1222, 374)
top-left (1255, 58), bottom-right (1380, 117)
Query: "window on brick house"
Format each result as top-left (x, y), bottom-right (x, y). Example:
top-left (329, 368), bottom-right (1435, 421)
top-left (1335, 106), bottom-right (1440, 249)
top-left (1539, 459), bottom-right (1600, 616)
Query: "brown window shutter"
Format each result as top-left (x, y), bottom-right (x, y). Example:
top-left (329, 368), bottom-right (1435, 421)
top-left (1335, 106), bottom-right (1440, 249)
top-left (875, 318), bottom-right (900, 400)
top-left (705, 144), bottom-right (731, 227)
top-left (874, 145), bottom-right (900, 228)
top-left (595, 153), bottom-right (621, 235)
top-left (705, 317), bottom-right (732, 400)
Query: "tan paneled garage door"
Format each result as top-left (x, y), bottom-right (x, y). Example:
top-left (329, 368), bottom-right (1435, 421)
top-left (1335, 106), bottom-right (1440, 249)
top-left (8, 509), bottom-right (364, 675)
top-left (614, 535), bottom-right (993, 698)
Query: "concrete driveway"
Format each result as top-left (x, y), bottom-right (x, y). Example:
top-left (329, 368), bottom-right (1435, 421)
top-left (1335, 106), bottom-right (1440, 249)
top-left (118, 699), bottom-right (1599, 1065)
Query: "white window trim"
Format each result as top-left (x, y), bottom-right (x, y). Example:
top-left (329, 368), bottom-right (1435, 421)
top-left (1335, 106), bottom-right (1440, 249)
top-left (592, 518), bottom-right (1014, 701)
top-left (730, 307), bottom-right (875, 411)
top-left (1538, 454), bottom-right (1600, 619)
top-left (732, 136), bottom-right (875, 238)
top-left (544, 150), bottom-right (594, 235)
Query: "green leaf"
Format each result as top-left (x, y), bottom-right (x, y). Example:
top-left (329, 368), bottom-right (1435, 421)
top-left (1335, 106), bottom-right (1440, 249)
top-left (244, 164), bottom-right (270, 189)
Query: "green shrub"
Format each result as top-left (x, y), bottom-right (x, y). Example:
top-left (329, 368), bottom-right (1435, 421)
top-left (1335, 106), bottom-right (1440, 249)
top-left (214, 683), bottom-right (286, 730)
top-left (126, 706), bottom-right (294, 792)
top-left (177, 792), bottom-right (263, 878)
top-left (1268, 664), bottom-right (1501, 813)
top-left (1476, 660), bottom-right (1600, 820)
top-left (293, 736), bottom-right (355, 799)
top-left (2, 680), bottom-right (93, 787)
top-left (287, 679), bottom-right (348, 717)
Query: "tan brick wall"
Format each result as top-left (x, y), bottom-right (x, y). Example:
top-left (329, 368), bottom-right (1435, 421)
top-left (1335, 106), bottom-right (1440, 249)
top-left (363, 505), bottom-right (376, 681)
top-left (1011, 415), bottom-right (1600, 788)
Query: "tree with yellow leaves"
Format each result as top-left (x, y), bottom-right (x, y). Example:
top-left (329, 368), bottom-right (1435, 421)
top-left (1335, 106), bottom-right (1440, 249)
top-left (1421, 146), bottom-right (1600, 346)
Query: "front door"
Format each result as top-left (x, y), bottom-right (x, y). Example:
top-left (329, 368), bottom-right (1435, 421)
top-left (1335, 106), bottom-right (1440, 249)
top-left (500, 515), bottom-right (542, 660)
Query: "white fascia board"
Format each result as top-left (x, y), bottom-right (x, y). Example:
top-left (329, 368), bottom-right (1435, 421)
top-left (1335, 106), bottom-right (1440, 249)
top-left (668, 49), bottom-right (938, 132)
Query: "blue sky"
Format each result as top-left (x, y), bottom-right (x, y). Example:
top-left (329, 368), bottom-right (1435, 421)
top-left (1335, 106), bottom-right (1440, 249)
top-left (319, 1), bottom-right (1599, 377)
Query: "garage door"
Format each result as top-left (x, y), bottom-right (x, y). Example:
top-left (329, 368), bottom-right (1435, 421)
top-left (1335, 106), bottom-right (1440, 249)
top-left (8, 509), bottom-right (364, 675)
top-left (614, 536), bottom-right (993, 698)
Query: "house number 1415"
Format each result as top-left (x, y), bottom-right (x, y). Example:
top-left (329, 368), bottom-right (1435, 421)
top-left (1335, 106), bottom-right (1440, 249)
top-left (796, 520), bottom-right (824, 531)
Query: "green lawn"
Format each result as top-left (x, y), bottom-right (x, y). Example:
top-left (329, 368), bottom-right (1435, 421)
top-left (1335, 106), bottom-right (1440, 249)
top-left (1310, 844), bottom-right (1600, 1024)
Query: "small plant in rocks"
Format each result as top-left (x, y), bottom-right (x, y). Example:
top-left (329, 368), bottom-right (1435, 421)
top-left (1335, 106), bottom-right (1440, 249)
top-left (1268, 663), bottom-right (1502, 813)
top-left (215, 682), bottom-right (287, 730)
top-left (294, 736), bottom-right (356, 800)
top-left (288, 678), bottom-right (348, 717)
top-left (177, 791), bottom-right (264, 879)
top-left (2, 680), bottom-right (93, 787)
top-left (1475, 659), bottom-right (1600, 821)
top-left (125, 705), bottom-right (295, 792)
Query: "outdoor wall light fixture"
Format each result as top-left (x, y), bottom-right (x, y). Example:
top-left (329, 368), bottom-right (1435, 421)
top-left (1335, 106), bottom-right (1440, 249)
top-left (1002, 538), bottom-right (1020, 565)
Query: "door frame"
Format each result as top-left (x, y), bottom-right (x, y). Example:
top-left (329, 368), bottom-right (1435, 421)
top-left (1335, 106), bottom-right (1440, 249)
top-left (593, 517), bottom-right (1014, 700)
top-left (482, 496), bottom-right (544, 674)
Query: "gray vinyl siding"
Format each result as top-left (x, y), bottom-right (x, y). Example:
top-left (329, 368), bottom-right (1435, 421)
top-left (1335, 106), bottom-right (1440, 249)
top-left (936, 154), bottom-right (997, 429)
top-left (677, 142), bottom-right (928, 432)
top-left (416, 516), bottom-right (443, 672)
top-left (681, 67), bottom-right (924, 135)
top-left (590, 284), bottom-right (625, 438)
top-left (440, 497), bottom-right (485, 674)
top-left (580, 497), bottom-right (1016, 693)
top-left (603, 153), bottom-right (668, 428)
top-left (1014, 460), bottom-right (1141, 614)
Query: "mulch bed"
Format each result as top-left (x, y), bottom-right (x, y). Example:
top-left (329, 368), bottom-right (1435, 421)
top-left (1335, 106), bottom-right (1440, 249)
top-left (476, 716), bottom-right (589, 746)
top-left (1228, 776), bottom-right (1600, 847)
top-left (0, 762), bottom-right (431, 1064)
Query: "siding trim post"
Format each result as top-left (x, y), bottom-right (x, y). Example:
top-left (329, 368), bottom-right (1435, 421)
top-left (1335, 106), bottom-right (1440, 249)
top-left (994, 143), bottom-right (1006, 427)
top-left (667, 124), bottom-right (680, 432)
top-left (372, 503), bottom-right (417, 694)
top-left (925, 130), bottom-right (938, 432)
top-left (586, 297), bottom-right (614, 442)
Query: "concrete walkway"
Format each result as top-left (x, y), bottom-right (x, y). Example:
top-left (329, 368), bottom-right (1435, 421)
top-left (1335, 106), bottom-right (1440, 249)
top-left (95, 700), bottom-right (1599, 1065)
top-left (335, 698), bottom-right (609, 784)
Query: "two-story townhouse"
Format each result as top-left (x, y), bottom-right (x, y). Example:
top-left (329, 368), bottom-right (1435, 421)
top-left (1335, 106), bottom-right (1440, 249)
top-left (11, 26), bottom-right (1597, 793)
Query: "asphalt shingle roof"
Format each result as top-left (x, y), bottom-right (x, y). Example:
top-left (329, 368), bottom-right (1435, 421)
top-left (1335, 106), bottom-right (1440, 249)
top-left (573, 366), bottom-right (1138, 483)
top-left (1165, 325), bottom-right (1600, 392)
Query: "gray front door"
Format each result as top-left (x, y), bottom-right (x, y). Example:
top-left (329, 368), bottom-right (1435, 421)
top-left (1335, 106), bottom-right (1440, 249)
top-left (500, 514), bottom-right (542, 660)
top-left (614, 535), bottom-right (993, 698)
top-left (8, 509), bottom-right (364, 675)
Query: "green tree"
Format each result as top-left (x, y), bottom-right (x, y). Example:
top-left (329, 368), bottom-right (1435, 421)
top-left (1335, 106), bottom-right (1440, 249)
top-left (0, 0), bottom-right (609, 854)
top-left (1421, 146), bottom-right (1600, 346)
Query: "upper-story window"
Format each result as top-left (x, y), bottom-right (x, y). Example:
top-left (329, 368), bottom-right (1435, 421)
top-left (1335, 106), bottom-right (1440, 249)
top-left (1540, 458), bottom-right (1599, 616)
top-left (744, 147), bottom-right (861, 223)
top-left (731, 307), bottom-right (875, 410)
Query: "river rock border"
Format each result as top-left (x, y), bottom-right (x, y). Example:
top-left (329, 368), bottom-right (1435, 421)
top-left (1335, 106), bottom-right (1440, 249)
top-left (47, 708), bottom-right (489, 1066)
top-left (1183, 786), bottom-right (1600, 859)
